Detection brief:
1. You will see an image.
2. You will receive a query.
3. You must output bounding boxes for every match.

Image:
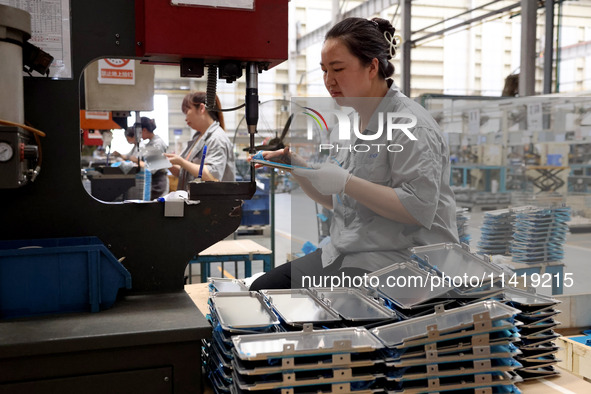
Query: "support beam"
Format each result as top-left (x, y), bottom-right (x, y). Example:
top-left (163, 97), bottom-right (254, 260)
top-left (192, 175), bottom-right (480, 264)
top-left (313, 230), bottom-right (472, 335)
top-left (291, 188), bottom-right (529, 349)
top-left (400, 0), bottom-right (411, 96)
top-left (332, 0), bottom-right (340, 25)
top-left (296, 0), bottom-right (399, 53)
top-left (543, 0), bottom-right (554, 94)
top-left (520, 0), bottom-right (537, 96)
top-left (411, 2), bottom-right (520, 45)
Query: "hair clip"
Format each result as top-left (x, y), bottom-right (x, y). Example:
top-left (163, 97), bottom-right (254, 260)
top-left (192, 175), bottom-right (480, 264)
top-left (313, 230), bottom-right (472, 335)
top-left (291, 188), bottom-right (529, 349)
top-left (383, 31), bottom-right (401, 58)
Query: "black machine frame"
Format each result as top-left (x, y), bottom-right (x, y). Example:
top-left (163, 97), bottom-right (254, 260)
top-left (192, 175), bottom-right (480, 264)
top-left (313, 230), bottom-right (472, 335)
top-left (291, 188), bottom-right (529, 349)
top-left (0, 2), bottom-right (264, 393)
top-left (0, 0), bottom-right (251, 294)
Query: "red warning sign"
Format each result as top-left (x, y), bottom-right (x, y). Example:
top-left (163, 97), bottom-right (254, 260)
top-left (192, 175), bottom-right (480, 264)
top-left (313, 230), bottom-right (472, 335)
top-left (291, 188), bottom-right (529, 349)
top-left (98, 59), bottom-right (135, 85)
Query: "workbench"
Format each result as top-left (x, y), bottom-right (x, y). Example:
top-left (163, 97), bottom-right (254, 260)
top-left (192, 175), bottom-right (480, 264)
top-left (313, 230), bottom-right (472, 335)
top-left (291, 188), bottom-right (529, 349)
top-left (450, 164), bottom-right (508, 192)
top-left (0, 291), bottom-right (211, 394)
top-left (188, 239), bottom-right (272, 283)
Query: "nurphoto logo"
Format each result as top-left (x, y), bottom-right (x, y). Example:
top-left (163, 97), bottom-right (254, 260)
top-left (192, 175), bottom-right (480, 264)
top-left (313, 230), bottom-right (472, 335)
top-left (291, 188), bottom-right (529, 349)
top-left (298, 106), bottom-right (418, 153)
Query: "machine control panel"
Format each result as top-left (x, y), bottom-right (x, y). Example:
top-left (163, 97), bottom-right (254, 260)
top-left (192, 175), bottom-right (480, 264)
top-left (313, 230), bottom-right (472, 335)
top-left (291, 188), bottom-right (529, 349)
top-left (0, 126), bottom-right (39, 188)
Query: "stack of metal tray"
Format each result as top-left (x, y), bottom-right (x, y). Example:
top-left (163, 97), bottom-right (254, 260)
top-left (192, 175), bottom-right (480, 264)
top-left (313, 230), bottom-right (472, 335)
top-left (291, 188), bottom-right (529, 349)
top-left (370, 301), bottom-right (523, 393)
top-left (477, 208), bottom-right (522, 256)
top-left (230, 324), bottom-right (385, 393)
top-left (204, 292), bottom-right (282, 393)
top-left (456, 208), bottom-right (471, 245)
top-left (510, 206), bottom-right (571, 264)
top-left (502, 287), bottom-right (562, 380)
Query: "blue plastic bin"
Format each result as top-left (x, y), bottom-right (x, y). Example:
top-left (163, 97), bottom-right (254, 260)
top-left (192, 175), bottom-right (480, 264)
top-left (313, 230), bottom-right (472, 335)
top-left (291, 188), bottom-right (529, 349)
top-left (546, 154), bottom-right (562, 166)
top-left (242, 192), bottom-right (270, 226)
top-left (0, 237), bottom-right (132, 319)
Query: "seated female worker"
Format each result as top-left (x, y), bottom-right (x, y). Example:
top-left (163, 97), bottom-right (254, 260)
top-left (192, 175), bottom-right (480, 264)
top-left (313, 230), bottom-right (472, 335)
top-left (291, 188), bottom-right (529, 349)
top-left (249, 17), bottom-right (458, 291)
top-left (165, 92), bottom-right (236, 189)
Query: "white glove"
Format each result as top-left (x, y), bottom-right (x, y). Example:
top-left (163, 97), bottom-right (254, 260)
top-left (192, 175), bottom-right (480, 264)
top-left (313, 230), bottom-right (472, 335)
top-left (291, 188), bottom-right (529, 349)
top-left (293, 163), bottom-right (352, 195)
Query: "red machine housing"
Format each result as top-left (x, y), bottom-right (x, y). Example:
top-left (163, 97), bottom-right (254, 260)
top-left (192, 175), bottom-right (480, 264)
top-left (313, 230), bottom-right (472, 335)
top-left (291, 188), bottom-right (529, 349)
top-left (135, 0), bottom-right (288, 67)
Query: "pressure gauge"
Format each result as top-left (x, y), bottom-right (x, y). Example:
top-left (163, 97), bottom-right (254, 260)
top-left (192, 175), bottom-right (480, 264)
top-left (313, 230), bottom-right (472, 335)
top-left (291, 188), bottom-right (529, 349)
top-left (0, 142), bottom-right (14, 162)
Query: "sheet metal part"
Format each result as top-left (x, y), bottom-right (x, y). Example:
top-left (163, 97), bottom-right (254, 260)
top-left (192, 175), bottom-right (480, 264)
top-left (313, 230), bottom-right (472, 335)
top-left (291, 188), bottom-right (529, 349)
top-left (261, 289), bottom-right (341, 326)
top-left (386, 358), bottom-right (520, 382)
top-left (502, 287), bottom-right (560, 308)
top-left (211, 292), bottom-right (279, 331)
top-left (370, 301), bottom-right (520, 348)
top-left (409, 242), bottom-right (504, 290)
top-left (232, 367), bottom-right (378, 391)
top-left (388, 334), bottom-right (519, 362)
top-left (232, 351), bottom-right (381, 376)
top-left (232, 325), bottom-right (384, 361)
top-left (384, 370), bottom-right (520, 394)
top-left (311, 287), bottom-right (397, 322)
top-left (517, 367), bottom-right (559, 380)
top-left (231, 379), bottom-right (377, 394)
top-left (386, 344), bottom-right (520, 367)
top-left (367, 261), bottom-right (454, 309)
top-left (378, 321), bottom-right (519, 352)
top-left (208, 277), bottom-right (249, 293)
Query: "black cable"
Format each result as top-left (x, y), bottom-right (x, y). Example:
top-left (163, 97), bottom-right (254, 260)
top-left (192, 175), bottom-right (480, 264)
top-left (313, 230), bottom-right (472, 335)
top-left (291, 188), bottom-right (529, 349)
top-left (207, 102), bottom-right (246, 112)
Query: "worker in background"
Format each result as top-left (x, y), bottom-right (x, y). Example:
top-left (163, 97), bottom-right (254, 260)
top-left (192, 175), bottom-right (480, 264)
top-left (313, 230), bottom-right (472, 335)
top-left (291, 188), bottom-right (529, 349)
top-left (165, 92), bottom-right (236, 189)
top-left (139, 117), bottom-right (169, 199)
top-left (113, 127), bottom-right (139, 162)
top-left (114, 117), bottom-right (169, 199)
top-left (249, 17), bottom-right (459, 291)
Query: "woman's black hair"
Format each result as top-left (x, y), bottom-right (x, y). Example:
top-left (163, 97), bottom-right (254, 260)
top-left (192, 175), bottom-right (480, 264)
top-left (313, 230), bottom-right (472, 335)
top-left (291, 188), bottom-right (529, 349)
top-left (325, 17), bottom-right (396, 79)
top-left (181, 92), bottom-right (226, 130)
top-left (140, 117), bottom-right (157, 133)
top-left (124, 127), bottom-right (135, 138)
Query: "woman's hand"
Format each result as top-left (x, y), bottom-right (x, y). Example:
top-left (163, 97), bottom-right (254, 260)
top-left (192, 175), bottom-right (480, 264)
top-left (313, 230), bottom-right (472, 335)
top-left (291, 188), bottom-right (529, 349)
top-left (293, 163), bottom-right (352, 195)
top-left (164, 153), bottom-right (184, 167)
top-left (248, 147), bottom-right (307, 170)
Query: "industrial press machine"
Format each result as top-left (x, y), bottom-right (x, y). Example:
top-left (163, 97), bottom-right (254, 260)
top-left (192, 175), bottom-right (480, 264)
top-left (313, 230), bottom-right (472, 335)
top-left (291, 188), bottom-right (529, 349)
top-left (0, 1), bottom-right (287, 392)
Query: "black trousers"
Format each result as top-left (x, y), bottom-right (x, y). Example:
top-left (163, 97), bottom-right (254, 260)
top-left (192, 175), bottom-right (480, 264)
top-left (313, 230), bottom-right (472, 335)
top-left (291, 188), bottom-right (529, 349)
top-left (249, 249), bottom-right (369, 291)
top-left (151, 170), bottom-right (168, 199)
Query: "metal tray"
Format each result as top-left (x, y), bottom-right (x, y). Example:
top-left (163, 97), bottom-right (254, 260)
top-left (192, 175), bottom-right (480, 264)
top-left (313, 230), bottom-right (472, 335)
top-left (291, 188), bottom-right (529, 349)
top-left (232, 325), bottom-right (384, 361)
top-left (371, 301), bottom-right (520, 347)
top-left (367, 262), bottom-right (454, 309)
top-left (232, 351), bottom-right (380, 375)
top-left (386, 344), bottom-right (520, 367)
top-left (232, 367), bottom-right (377, 391)
top-left (502, 287), bottom-right (560, 308)
top-left (517, 309), bottom-right (560, 321)
top-left (261, 289), bottom-right (341, 326)
top-left (518, 346), bottom-right (558, 359)
top-left (519, 321), bottom-right (560, 333)
top-left (311, 287), bottom-right (396, 322)
top-left (209, 277), bottom-right (249, 293)
top-left (385, 370), bottom-right (518, 394)
top-left (211, 292), bottom-right (279, 331)
top-left (386, 358), bottom-right (519, 382)
top-left (516, 366), bottom-right (559, 380)
top-left (409, 243), bottom-right (504, 290)
top-left (518, 333), bottom-right (561, 348)
top-left (384, 328), bottom-right (520, 361)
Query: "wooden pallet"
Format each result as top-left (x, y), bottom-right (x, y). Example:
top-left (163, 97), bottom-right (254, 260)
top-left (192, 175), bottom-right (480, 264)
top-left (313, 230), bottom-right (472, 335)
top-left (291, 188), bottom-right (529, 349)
top-left (557, 336), bottom-right (591, 383)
